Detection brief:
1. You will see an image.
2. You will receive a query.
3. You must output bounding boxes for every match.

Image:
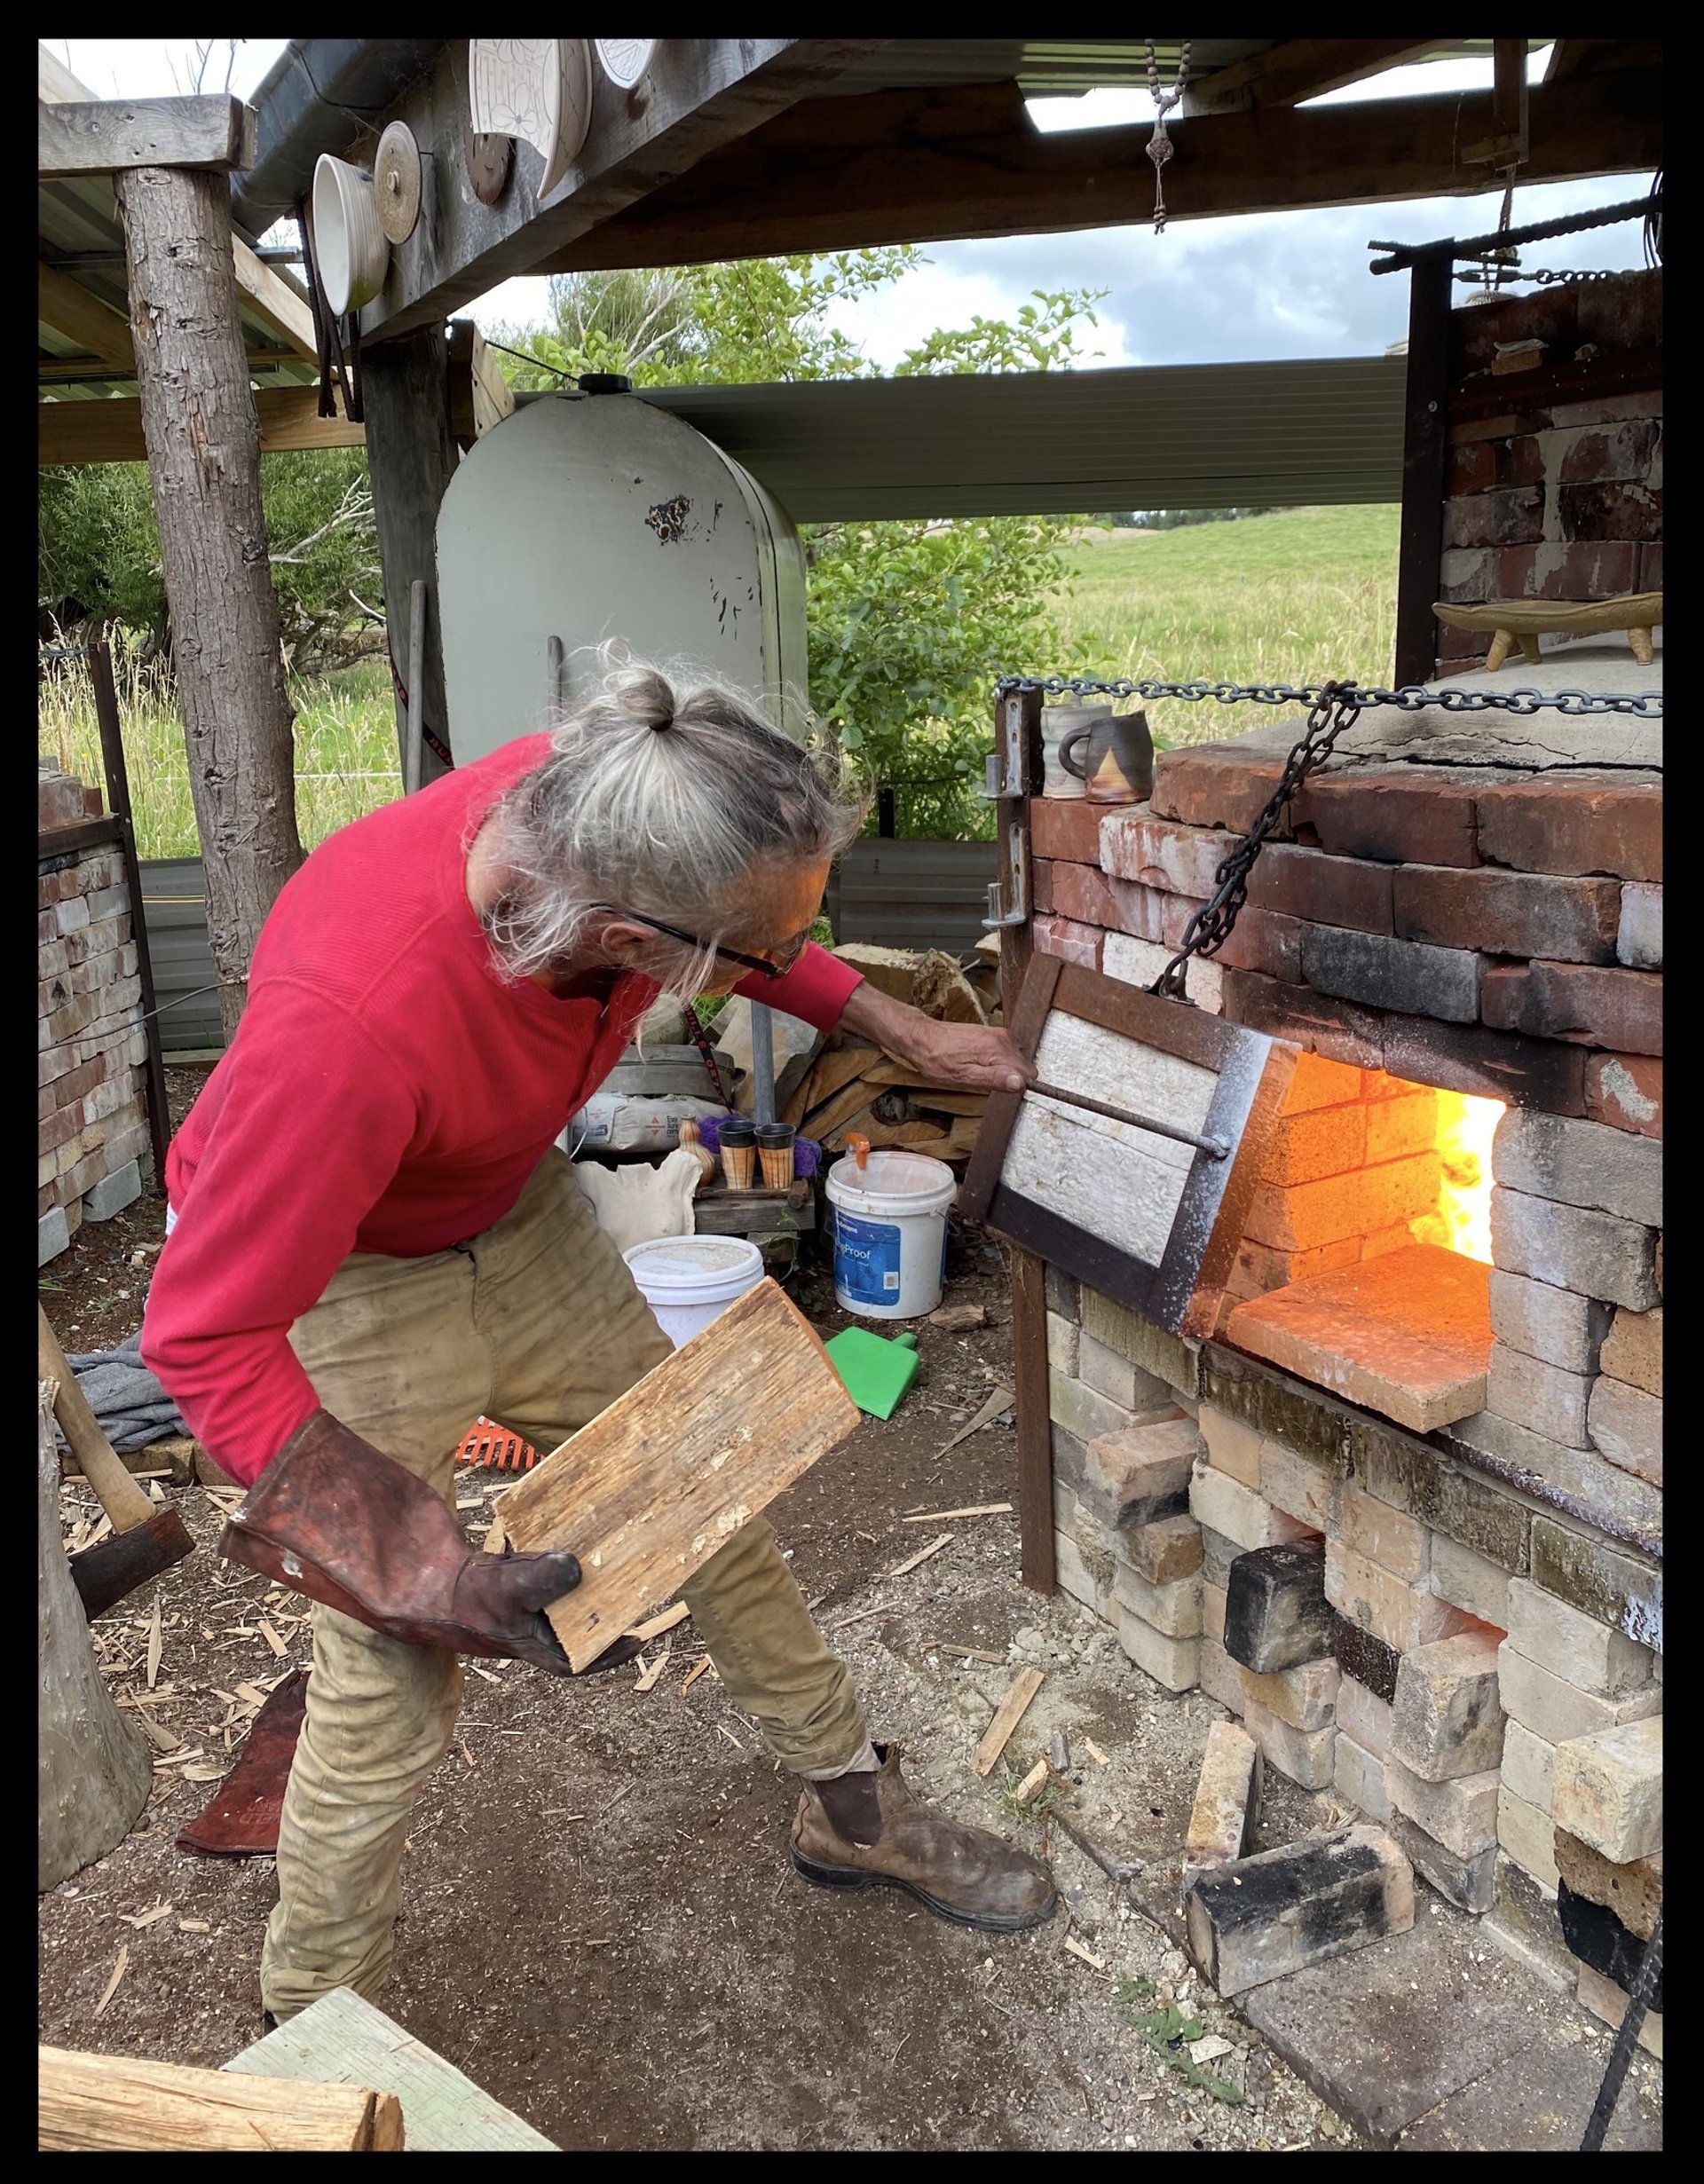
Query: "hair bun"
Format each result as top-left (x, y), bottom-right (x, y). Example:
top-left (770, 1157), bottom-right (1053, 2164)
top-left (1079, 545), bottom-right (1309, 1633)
top-left (651, 713), bottom-right (674, 732)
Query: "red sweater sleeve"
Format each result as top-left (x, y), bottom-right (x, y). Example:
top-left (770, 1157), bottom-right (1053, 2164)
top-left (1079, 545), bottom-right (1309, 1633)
top-left (141, 982), bottom-right (421, 1487)
top-left (732, 941), bottom-right (862, 1032)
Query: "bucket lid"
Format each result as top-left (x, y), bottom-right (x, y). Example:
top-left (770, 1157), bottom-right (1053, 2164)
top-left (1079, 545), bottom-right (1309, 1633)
top-left (622, 1234), bottom-right (763, 1289)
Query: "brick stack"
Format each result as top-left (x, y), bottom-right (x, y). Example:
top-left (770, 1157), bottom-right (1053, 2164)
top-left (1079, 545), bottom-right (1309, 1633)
top-left (1439, 271), bottom-right (1661, 665)
top-left (39, 766), bottom-right (151, 1265)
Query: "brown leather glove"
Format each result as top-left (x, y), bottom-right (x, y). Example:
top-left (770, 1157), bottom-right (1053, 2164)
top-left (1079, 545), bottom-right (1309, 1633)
top-left (218, 1409), bottom-right (581, 1674)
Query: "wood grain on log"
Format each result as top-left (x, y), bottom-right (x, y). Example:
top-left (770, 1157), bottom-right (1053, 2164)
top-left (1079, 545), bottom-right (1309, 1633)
top-left (39, 2046), bottom-right (404, 2152)
top-left (492, 1279), bottom-right (860, 1668)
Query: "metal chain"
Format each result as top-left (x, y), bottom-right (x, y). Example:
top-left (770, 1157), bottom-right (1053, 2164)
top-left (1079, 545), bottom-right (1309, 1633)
top-left (1147, 682), bottom-right (1363, 1000)
top-left (994, 673), bottom-right (1661, 719)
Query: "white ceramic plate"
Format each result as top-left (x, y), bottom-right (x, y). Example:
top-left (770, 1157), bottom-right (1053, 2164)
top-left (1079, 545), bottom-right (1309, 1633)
top-left (594, 37), bottom-right (656, 90)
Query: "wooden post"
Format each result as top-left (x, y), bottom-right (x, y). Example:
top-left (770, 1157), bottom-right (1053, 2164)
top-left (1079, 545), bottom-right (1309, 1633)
top-left (115, 164), bottom-right (304, 1044)
top-left (89, 642), bottom-right (170, 1183)
top-left (37, 1384), bottom-right (151, 1894)
top-left (1392, 252), bottom-right (1455, 689)
top-left (359, 327), bottom-right (461, 786)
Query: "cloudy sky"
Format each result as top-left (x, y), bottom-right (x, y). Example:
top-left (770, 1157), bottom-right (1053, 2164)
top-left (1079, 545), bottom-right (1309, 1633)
top-left (51, 38), bottom-right (1656, 369)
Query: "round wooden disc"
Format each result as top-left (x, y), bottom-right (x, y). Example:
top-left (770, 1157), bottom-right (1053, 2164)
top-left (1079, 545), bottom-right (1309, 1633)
top-left (374, 121), bottom-right (422, 244)
top-left (463, 124), bottom-right (513, 208)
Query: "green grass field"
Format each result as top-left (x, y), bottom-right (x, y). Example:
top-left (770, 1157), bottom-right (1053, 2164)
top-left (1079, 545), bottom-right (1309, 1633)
top-left (1053, 505), bottom-right (1400, 751)
top-left (41, 506), bottom-right (1399, 857)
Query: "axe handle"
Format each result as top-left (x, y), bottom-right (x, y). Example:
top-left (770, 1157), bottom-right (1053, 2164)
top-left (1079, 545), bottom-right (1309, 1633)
top-left (38, 1305), bottom-right (154, 1533)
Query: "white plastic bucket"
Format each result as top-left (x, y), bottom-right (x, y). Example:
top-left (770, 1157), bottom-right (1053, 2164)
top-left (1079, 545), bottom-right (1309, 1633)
top-left (824, 1149), bottom-right (957, 1320)
top-left (622, 1234), bottom-right (765, 1349)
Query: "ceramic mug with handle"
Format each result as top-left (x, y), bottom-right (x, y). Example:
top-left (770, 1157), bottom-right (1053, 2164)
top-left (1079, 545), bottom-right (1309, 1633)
top-left (1058, 708), bottom-right (1154, 804)
top-left (1039, 702), bottom-right (1108, 799)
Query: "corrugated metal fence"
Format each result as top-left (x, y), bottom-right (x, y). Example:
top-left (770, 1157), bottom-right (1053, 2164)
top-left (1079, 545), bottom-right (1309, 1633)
top-left (144, 838), bottom-right (998, 1053)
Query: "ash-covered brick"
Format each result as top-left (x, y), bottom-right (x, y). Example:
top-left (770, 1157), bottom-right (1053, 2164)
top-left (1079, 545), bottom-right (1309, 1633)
top-left (1492, 1109), bottom-right (1662, 1226)
top-left (1584, 1052), bottom-right (1661, 1139)
top-left (1447, 1408), bottom-right (1661, 1548)
top-left (1200, 1526), bottom-right (1240, 1589)
top-left (1327, 1541), bottom-right (1474, 1654)
top-left (1116, 1608), bottom-right (1199, 1693)
top-left (1599, 1305), bottom-right (1661, 1399)
top-left (1239, 1694), bottom-right (1337, 1792)
top-left (1385, 1754), bottom-right (1501, 1860)
top-left (1482, 960), bottom-right (1661, 1057)
top-left (1299, 926), bottom-right (1479, 1023)
top-left (1487, 1269), bottom-right (1612, 1376)
top-left (1340, 1481), bottom-right (1428, 1582)
top-left (1218, 968), bottom-right (1384, 1072)
top-left (1045, 1312), bottom-right (1079, 1379)
top-left (1475, 777), bottom-right (1661, 883)
top-left (1150, 745), bottom-right (1295, 836)
top-left (1186, 1822), bottom-right (1412, 1994)
top-left (1381, 1010), bottom-right (1587, 1116)
top-left (1558, 1881), bottom-right (1663, 2010)
top-left (1182, 1718), bottom-right (1262, 1895)
top-left (1443, 484), bottom-right (1545, 548)
top-left (1391, 1629), bottom-right (1506, 1783)
top-left (1224, 1539), bottom-right (1332, 1673)
top-left (1489, 1187), bottom-right (1658, 1313)
top-left (1392, 863), bottom-right (1621, 964)
top-left (1384, 1809), bottom-right (1497, 1912)
top-left (1552, 1716), bottom-right (1661, 1865)
top-left (1114, 1561), bottom-right (1203, 1638)
top-left (1305, 769), bottom-right (1482, 869)
top-left (1124, 1511), bottom-right (1203, 1587)
top-left (1430, 1536), bottom-right (1512, 1630)
top-left (1529, 1519), bottom-right (1661, 1653)
top-left (1102, 927), bottom-right (1223, 1013)
top-left (1587, 1376), bottom-right (1661, 1486)
top-left (1045, 1264), bottom-right (1078, 1324)
top-left (1334, 1643), bottom-right (1399, 1731)
top-left (1616, 882), bottom-right (1661, 970)
top-left (1498, 1646), bottom-right (1661, 1753)
top-left (1553, 1833), bottom-right (1661, 1943)
top-left (1247, 844), bottom-right (1394, 934)
top-left (1258, 1440), bottom-right (1340, 1534)
top-left (1486, 1344), bottom-right (1592, 1449)
top-left (1079, 1329), bottom-right (1174, 1415)
top-left (1077, 1288), bottom-right (1200, 1399)
top-left (1236, 1652), bottom-right (1338, 1732)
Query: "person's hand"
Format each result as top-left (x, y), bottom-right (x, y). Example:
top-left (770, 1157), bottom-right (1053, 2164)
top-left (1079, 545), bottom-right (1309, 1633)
top-left (906, 1018), bottom-right (1037, 1095)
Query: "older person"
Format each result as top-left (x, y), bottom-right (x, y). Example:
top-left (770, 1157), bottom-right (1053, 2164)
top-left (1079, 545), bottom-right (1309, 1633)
top-left (143, 659), bottom-right (1054, 2025)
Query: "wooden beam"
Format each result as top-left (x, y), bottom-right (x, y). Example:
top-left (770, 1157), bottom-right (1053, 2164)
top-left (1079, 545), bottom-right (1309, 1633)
top-left (359, 38), bottom-right (883, 341)
top-left (1546, 38), bottom-right (1663, 82)
top-left (37, 262), bottom-right (133, 370)
top-left (39, 95), bottom-right (255, 179)
top-left (540, 70), bottom-right (1663, 272)
top-left (1182, 38), bottom-right (1441, 115)
top-left (1462, 37), bottom-right (1531, 169)
top-left (37, 385), bottom-right (364, 467)
top-left (231, 236), bottom-right (317, 358)
top-left (39, 2046), bottom-right (404, 2153)
top-left (446, 321), bottom-right (516, 450)
top-left (37, 43), bottom-right (95, 103)
top-left (40, 350), bottom-right (300, 383)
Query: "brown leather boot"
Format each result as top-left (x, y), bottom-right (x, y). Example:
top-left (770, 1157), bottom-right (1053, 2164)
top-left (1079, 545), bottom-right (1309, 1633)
top-left (792, 1745), bottom-right (1057, 1933)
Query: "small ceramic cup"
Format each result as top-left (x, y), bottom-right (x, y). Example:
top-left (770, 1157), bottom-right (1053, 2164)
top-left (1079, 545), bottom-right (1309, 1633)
top-left (717, 1119), bottom-right (756, 1189)
top-left (755, 1122), bottom-right (796, 1189)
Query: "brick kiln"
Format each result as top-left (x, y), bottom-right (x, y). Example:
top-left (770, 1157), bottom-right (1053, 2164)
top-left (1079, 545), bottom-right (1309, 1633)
top-left (1022, 690), bottom-right (1661, 2027)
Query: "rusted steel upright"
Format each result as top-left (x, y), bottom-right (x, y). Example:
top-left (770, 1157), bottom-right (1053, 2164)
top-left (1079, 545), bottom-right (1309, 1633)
top-left (1393, 252), bottom-right (1455, 688)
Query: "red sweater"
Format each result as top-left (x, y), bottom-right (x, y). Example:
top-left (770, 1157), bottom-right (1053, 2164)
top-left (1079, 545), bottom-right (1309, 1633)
top-left (142, 735), bottom-right (862, 1485)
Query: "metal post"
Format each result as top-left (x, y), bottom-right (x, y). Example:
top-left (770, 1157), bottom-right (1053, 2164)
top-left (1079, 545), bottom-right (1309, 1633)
top-left (89, 642), bottom-right (171, 1186)
top-left (405, 580), bottom-right (427, 796)
top-left (1393, 253), bottom-right (1455, 688)
top-left (748, 1000), bottom-right (777, 1127)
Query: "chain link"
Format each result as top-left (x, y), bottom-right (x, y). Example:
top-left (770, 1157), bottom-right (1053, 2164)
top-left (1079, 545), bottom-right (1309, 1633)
top-left (994, 673), bottom-right (1661, 719)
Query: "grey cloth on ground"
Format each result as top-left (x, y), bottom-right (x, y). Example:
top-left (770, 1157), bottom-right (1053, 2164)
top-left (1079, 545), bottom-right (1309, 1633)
top-left (58, 1329), bottom-right (185, 1454)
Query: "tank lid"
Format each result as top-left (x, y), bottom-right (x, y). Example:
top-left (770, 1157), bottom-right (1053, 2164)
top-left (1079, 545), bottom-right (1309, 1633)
top-left (578, 372), bottom-right (634, 395)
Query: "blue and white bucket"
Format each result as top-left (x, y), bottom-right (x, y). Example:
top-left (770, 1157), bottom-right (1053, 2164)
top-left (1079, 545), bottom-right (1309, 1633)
top-left (824, 1148), bottom-right (957, 1320)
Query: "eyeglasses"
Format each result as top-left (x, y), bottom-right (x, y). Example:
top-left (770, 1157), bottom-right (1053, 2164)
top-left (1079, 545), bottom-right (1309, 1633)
top-left (598, 906), bottom-right (811, 982)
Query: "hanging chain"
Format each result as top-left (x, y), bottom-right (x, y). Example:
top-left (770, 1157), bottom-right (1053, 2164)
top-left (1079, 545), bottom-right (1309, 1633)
top-left (1144, 40), bottom-right (1191, 234)
top-left (1148, 683), bottom-right (1361, 1000)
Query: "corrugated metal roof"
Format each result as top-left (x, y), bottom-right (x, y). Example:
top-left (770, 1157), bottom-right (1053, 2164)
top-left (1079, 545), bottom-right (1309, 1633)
top-left (639, 358), bottom-right (1406, 520)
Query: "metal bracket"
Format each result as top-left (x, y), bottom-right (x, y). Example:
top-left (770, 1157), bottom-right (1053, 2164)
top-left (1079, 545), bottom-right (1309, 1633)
top-left (982, 690), bottom-right (1034, 927)
top-left (983, 878), bottom-right (1027, 931)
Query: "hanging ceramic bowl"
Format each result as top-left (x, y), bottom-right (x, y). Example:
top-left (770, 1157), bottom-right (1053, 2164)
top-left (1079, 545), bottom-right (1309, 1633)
top-left (595, 38), bottom-right (656, 91)
top-left (312, 154), bottom-right (389, 316)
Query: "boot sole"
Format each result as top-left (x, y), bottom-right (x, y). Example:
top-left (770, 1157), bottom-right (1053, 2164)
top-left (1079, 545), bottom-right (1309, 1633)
top-left (791, 1849), bottom-right (1058, 1934)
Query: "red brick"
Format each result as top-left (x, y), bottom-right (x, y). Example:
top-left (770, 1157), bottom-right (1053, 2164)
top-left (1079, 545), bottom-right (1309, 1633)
top-left (1475, 779), bottom-right (1661, 883)
top-left (1437, 623), bottom-right (1487, 666)
top-left (1442, 487), bottom-right (1545, 550)
top-left (39, 1104), bottom-right (82, 1156)
top-left (1213, 907), bottom-right (1304, 983)
top-left (1247, 844), bottom-right (1393, 934)
top-left (1448, 441), bottom-right (1496, 495)
top-left (1243, 1152), bottom-right (1440, 1253)
top-left (1453, 285), bottom-right (1578, 373)
top-left (1219, 968), bottom-right (1384, 1072)
top-left (1549, 390), bottom-right (1661, 430)
top-left (1556, 419), bottom-right (1660, 486)
top-left (1571, 271), bottom-right (1662, 353)
top-left (1304, 771), bottom-right (1481, 869)
top-left (1637, 542), bottom-right (1661, 591)
top-left (1031, 857), bottom-right (1056, 913)
top-left (1481, 962), bottom-right (1661, 1057)
top-left (1150, 747), bottom-right (1294, 837)
top-left (38, 777), bottom-right (87, 830)
top-left (1030, 798), bottom-right (1103, 864)
top-left (1100, 811), bottom-right (1232, 897)
top-left (1034, 914), bottom-right (1103, 970)
top-left (1381, 1012), bottom-right (1588, 1116)
top-left (1584, 1053), bottom-right (1661, 1140)
top-left (1494, 541), bottom-right (1640, 600)
top-left (1439, 546), bottom-right (1495, 602)
top-left (1558, 480), bottom-right (1661, 543)
top-left (1392, 865), bottom-right (1621, 964)
top-left (1499, 434), bottom-right (1548, 489)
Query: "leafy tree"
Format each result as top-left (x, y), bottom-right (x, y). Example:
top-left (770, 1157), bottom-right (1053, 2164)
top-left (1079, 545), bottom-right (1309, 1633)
top-left (491, 256), bottom-right (1102, 839)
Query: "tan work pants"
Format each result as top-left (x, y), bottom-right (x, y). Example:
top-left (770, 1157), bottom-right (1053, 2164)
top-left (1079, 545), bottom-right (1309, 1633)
top-left (260, 1150), bottom-right (867, 2019)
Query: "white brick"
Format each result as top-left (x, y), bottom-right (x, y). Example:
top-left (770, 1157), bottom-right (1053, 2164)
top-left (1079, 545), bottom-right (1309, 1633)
top-left (1333, 1732), bottom-right (1390, 1820)
top-left (1497, 1644), bottom-right (1662, 1750)
top-left (1104, 926), bottom-right (1223, 1013)
top-left (1496, 1786), bottom-right (1561, 1890)
top-left (1203, 1581), bottom-right (1227, 1645)
top-left (1500, 1721), bottom-right (1558, 1814)
top-left (1576, 1963), bottom-right (1663, 2060)
top-left (1385, 1755), bottom-right (1501, 1860)
top-left (1486, 1344), bottom-right (1593, 1448)
top-left (1197, 1404), bottom-right (1263, 1486)
top-left (1337, 1674), bottom-right (1393, 1761)
top-left (1117, 1608), bottom-right (1199, 1692)
top-left (1327, 1541), bottom-right (1474, 1653)
top-left (1504, 1578), bottom-right (1653, 1698)
top-left (1587, 1376), bottom-right (1661, 1487)
top-left (1340, 1480), bottom-right (1428, 1582)
top-left (1188, 1462), bottom-right (1312, 1553)
top-left (1114, 1563), bottom-right (1202, 1638)
top-left (1615, 882), bottom-right (1661, 970)
top-left (1049, 1368), bottom-right (1134, 1447)
top-left (1551, 1716), bottom-right (1662, 1863)
top-left (1488, 1269), bottom-right (1613, 1375)
top-left (1045, 1310), bottom-right (1079, 1376)
top-left (1236, 1653), bottom-right (1338, 1732)
top-left (1429, 1535), bottom-right (1512, 1628)
top-left (1241, 1694), bottom-right (1335, 1791)
top-left (1199, 1636), bottom-right (1244, 1714)
top-left (1258, 1439), bottom-right (1340, 1533)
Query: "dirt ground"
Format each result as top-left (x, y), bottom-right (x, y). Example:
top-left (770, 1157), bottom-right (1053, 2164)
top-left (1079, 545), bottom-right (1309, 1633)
top-left (41, 1068), bottom-right (1366, 2149)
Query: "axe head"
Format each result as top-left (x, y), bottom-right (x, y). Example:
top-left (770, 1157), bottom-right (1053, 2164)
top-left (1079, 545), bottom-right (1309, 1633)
top-left (69, 1507), bottom-right (196, 1624)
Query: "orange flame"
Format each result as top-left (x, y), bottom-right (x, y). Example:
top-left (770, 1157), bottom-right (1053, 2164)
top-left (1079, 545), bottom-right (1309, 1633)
top-left (1411, 1091), bottom-right (1500, 1263)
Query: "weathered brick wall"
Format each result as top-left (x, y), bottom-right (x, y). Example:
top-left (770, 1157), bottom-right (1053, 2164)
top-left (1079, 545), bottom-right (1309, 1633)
top-left (1029, 776), bottom-right (1660, 2035)
top-left (1439, 270), bottom-right (1661, 668)
top-left (39, 768), bottom-right (150, 1263)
